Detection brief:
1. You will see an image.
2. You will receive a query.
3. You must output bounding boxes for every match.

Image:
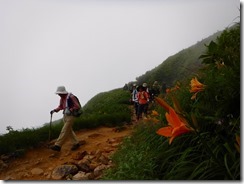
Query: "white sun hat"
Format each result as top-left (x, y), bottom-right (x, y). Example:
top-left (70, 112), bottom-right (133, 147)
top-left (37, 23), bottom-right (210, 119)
top-left (55, 86), bottom-right (68, 94)
top-left (142, 83), bottom-right (147, 87)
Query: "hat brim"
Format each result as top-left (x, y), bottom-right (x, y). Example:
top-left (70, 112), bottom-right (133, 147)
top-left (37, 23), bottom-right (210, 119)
top-left (55, 91), bottom-right (68, 94)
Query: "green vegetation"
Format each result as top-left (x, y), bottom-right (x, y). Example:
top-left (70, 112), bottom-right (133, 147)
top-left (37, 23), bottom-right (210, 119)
top-left (0, 88), bottom-right (131, 155)
top-left (0, 24), bottom-right (240, 180)
top-left (102, 123), bottom-right (164, 180)
top-left (72, 88), bottom-right (131, 130)
top-left (136, 30), bottom-right (222, 87)
top-left (103, 24), bottom-right (240, 180)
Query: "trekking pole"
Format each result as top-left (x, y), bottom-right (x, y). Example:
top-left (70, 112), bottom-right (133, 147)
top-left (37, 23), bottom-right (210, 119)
top-left (49, 113), bottom-right (53, 142)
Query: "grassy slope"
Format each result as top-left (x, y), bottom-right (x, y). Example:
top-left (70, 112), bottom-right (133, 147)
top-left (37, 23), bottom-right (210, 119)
top-left (135, 30), bottom-right (222, 87)
top-left (0, 88), bottom-right (131, 155)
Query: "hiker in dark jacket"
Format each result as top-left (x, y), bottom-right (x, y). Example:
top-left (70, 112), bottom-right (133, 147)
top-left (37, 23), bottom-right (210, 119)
top-left (49, 86), bottom-right (80, 152)
top-left (150, 80), bottom-right (161, 101)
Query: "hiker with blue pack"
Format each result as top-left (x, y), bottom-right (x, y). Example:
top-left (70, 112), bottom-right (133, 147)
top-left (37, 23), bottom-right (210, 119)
top-left (49, 86), bottom-right (82, 152)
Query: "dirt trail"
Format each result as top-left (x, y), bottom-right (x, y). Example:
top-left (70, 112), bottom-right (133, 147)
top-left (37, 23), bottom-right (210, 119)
top-left (0, 123), bottom-right (135, 180)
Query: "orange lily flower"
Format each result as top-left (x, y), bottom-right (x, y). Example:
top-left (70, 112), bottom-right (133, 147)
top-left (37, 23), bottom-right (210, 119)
top-left (236, 135), bottom-right (240, 145)
top-left (235, 135), bottom-right (240, 153)
top-left (166, 88), bottom-right (171, 94)
top-left (151, 117), bottom-right (160, 123)
top-left (166, 83), bottom-right (180, 95)
top-left (174, 82), bottom-right (180, 90)
top-left (190, 77), bottom-right (205, 100)
top-left (151, 110), bottom-right (159, 116)
top-left (215, 60), bottom-right (225, 69)
top-left (156, 107), bottom-right (192, 144)
top-left (143, 116), bottom-right (160, 124)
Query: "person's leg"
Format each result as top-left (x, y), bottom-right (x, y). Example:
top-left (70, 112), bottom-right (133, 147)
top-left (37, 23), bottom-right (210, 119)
top-left (134, 102), bottom-right (138, 115)
top-left (141, 104), bottom-right (146, 118)
top-left (65, 116), bottom-right (80, 150)
top-left (55, 115), bottom-right (75, 147)
top-left (70, 129), bottom-right (79, 145)
top-left (137, 104), bottom-right (143, 120)
top-left (144, 103), bottom-right (149, 117)
top-left (70, 128), bottom-right (80, 150)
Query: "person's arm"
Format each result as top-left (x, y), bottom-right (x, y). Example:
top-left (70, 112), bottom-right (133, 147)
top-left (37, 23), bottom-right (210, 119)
top-left (54, 98), bottom-right (64, 112)
top-left (50, 98), bottom-right (64, 114)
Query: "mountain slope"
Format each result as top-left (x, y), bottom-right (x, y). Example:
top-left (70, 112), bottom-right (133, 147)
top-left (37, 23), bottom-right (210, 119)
top-left (135, 30), bottom-right (222, 87)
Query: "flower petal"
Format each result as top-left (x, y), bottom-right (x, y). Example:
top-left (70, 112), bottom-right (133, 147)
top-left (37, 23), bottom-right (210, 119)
top-left (169, 136), bottom-right (175, 145)
top-left (165, 107), bottom-right (182, 128)
top-left (190, 77), bottom-right (205, 94)
top-left (151, 110), bottom-right (159, 116)
top-left (172, 124), bottom-right (191, 137)
top-left (168, 125), bottom-right (191, 144)
top-left (156, 126), bottom-right (173, 137)
top-left (155, 97), bottom-right (171, 112)
top-left (191, 92), bottom-right (198, 100)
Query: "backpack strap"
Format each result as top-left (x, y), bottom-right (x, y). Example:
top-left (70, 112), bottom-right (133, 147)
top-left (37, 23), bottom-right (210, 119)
top-left (66, 93), bottom-right (72, 109)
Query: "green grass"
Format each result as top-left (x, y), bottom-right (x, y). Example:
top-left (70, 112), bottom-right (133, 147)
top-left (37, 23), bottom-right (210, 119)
top-left (102, 24), bottom-right (240, 180)
top-left (103, 123), bottom-right (164, 180)
top-left (0, 25), bottom-right (240, 180)
top-left (0, 88), bottom-right (131, 155)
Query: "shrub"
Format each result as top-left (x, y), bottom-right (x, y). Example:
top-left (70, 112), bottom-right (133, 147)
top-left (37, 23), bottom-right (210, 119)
top-left (103, 123), bottom-right (164, 180)
top-left (103, 24), bottom-right (240, 180)
top-left (0, 88), bottom-right (131, 155)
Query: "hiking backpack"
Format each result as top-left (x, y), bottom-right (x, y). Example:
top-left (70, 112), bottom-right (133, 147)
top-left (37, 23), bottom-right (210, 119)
top-left (67, 93), bottom-right (83, 117)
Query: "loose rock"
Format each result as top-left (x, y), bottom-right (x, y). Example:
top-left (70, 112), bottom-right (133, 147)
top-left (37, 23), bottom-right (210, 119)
top-left (31, 167), bottom-right (44, 175)
top-left (52, 164), bottom-right (78, 180)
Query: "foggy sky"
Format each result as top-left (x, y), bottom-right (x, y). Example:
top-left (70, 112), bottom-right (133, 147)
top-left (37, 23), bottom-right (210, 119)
top-left (0, 0), bottom-right (240, 134)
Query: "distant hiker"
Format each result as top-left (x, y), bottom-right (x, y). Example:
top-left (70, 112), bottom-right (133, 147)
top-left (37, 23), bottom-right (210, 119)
top-left (131, 84), bottom-right (139, 116)
top-left (49, 86), bottom-right (81, 152)
top-left (136, 85), bottom-right (150, 121)
top-left (142, 82), bottom-right (150, 114)
top-left (123, 83), bottom-right (129, 91)
top-left (161, 82), bottom-right (167, 94)
top-left (150, 81), bottom-right (161, 100)
top-left (142, 82), bottom-right (150, 93)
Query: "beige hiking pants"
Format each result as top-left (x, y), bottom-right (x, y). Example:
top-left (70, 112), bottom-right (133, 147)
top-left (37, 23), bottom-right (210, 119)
top-left (55, 115), bottom-right (79, 147)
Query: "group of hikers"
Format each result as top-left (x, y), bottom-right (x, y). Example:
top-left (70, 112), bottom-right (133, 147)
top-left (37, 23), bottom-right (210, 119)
top-left (129, 81), bottom-right (165, 121)
top-left (48, 82), bottom-right (166, 152)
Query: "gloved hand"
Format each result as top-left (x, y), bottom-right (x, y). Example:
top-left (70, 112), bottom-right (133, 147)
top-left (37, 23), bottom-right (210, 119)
top-left (50, 110), bottom-right (55, 115)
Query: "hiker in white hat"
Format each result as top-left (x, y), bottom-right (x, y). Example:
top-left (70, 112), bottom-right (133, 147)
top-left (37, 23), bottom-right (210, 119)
top-left (131, 83), bottom-right (139, 116)
top-left (49, 86), bottom-right (81, 152)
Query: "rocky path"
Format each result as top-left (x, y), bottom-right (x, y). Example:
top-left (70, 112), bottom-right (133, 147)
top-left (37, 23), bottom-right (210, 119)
top-left (0, 124), bottom-right (134, 180)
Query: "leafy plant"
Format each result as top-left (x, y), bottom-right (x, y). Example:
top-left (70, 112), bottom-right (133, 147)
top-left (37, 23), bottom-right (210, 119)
top-left (103, 24), bottom-right (240, 180)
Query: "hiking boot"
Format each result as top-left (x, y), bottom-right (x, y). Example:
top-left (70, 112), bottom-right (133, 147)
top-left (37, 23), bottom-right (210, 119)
top-left (50, 145), bottom-right (61, 152)
top-left (71, 143), bottom-right (80, 151)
